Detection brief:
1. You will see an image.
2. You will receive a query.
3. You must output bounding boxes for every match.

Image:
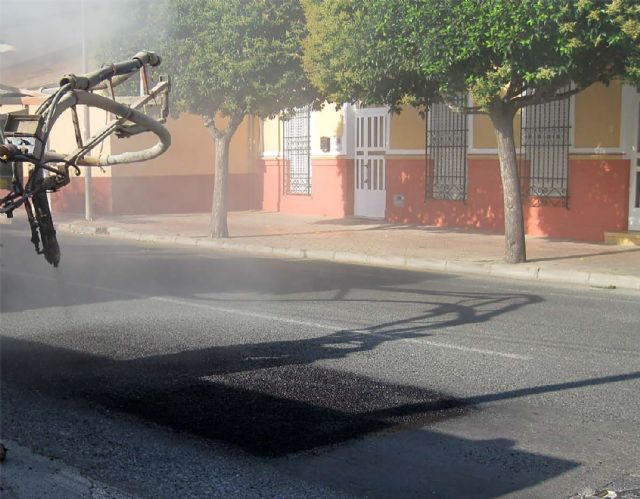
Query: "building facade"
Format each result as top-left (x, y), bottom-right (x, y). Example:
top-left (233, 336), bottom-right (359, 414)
top-left (3, 81), bottom-right (638, 243)
top-left (0, 89), bottom-right (262, 217)
top-left (260, 82), bottom-right (640, 242)
top-left (47, 112), bottom-right (262, 216)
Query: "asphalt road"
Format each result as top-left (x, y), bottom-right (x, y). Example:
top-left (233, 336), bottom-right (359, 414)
top-left (1, 222), bottom-right (639, 498)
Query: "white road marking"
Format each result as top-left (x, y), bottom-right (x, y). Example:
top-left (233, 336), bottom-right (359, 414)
top-left (413, 340), bottom-right (529, 359)
top-left (2, 269), bottom-right (531, 360)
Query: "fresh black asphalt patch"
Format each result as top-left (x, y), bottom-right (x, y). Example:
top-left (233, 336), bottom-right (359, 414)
top-left (99, 365), bottom-right (469, 457)
top-left (1, 336), bottom-right (468, 457)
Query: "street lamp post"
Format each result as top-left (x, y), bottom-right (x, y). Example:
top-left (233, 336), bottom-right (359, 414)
top-left (81, 0), bottom-right (93, 221)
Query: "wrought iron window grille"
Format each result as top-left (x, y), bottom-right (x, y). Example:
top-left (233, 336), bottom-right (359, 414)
top-left (519, 87), bottom-right (572, 208)
top-left (426, 96), bottom-right (468, 202)
top-left (283, 105), bottom-right (312, 195)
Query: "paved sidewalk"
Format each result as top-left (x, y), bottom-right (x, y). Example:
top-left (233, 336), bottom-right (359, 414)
top-left (55, 211), bottom-right (640, 292)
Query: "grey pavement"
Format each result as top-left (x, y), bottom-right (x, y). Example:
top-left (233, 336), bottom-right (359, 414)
top-left (52, 211), bottom-right (640, 292)
top-left (1, 224), bottom-right (640, 498)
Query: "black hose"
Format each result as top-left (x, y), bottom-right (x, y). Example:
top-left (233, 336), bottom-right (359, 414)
top-left (59, 51), bottom-right (161, 91)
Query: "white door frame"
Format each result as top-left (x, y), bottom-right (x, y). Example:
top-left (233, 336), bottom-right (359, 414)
top-left (622, 85), bottom-right (640, 231)
top-left (354, 107), bottom-right (389, 219)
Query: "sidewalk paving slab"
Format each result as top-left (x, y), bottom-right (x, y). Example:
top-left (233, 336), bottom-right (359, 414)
top-left (51, 211), bottom-right (640, 293)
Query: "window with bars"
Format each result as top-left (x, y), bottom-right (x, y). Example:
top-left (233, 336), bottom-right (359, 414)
top-left (283, 105), bottom-right (311, 195)
top-left (426, 97), bottom-right (468, 201)
top-left (520, 89), bottom-right (572, 207)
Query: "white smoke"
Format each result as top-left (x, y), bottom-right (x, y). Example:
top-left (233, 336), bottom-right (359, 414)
top-left (0, 0), bottom-right (160, 87)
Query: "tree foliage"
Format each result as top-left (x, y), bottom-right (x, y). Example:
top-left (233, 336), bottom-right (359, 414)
top-left (166, 0), bottom-right (318, 237)
top-left (305, 0), bottom-right (639, 110)
top-left (94, 0), bottom-right (167, 96)
top-left (377, 0), bottom-right (639, 108)
top-left (168, 0), bottom-right (318, 122)
top-left (100, 0), bottom-right (318, 237)
top-left (304, 0), bottom-right (640, 262)
top-left (302, 0), bottom-right (436, 112)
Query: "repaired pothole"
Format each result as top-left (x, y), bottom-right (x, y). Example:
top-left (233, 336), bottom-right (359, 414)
top-left (91, 365), bottom-right (469, 457)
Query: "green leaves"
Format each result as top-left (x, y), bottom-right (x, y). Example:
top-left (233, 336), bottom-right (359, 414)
top-left (100, 0), bottom-right (640, 120)
top-left (101, 0), bottom-right (319, 128)
top-left (165, 0), bottom-right (319, 124)
top-left (303, 0), bottom-right (640, 110)
top-left (302, 0), bottom-right (437, 111)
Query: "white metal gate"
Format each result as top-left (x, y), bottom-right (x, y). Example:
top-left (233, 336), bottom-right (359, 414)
top-left (630, 89), bottom-right (640, 231)
top-left (354, 109), bottom-right (387, 218)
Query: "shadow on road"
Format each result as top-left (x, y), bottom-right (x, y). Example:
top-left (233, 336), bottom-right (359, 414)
top-left (1, 334), bottom-right (604, 497)
top-left (0, 231), bottom-right (589, 496)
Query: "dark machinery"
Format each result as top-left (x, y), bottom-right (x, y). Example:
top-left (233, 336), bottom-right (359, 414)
top-left (0, 51), bottom-right (171, 266)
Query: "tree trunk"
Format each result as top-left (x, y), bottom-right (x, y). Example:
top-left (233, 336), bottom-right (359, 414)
top-left (210, 132), bottom-right (231, 238)
top-left (205, 114), bottom-right (244, 238)
top-left (490, 105), bottom-right (527, 264)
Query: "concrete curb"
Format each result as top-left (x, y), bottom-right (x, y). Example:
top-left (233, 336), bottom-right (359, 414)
top-left (57, 223), bottom-right (640, 292)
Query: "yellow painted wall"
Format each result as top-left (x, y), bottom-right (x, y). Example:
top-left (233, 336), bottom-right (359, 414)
top-left (390, 105), bottom-right (425, 150)
top-left (473, 114), bottom-right (495, 149)
top-left (47, 105), bottom-right (112, 178)
top-left (574, 81), bottom-right (621, 148)
top-left (315, 105), bottom-right (344, 140)
top-left (472, 82), bottom-right (622, 150)
top-left (0, 102), bottom-right (111, 178)
top-left (111, 113), bottom-right (257, 177)
top-left (385, 103), bottom-right (524, 151)
top-left (263, 116), bottom-right (281, 153)
top-left (227, 115), bottom-right (254, 174)
top-left (472, 111), bottom-right (522, 149)
top-left (0, 104), bottom-right (27, 114)
top-left (261, 105), bottom-right (343, 155)
top-left (1, 101), bottom-right (259, 179)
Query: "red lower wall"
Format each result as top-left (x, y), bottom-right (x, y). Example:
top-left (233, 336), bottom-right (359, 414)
top-left (387, 157), bottom-right (505, 230)
top-left (51, 177), bottom-right (113, 216)
top-left (261, 158), bottom-right (353, 218)
top-left (526, 159), bottom-right (630, 240)
top-left (386, 157), bottom-right (630, 242)
top-left (52, 173), bottom-right (261, 216)
top-left (51, 155), bottom-right (629, 242)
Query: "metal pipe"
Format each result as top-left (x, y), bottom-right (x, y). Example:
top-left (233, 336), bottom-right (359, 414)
top-left (81, 0), bottom-right (92, 220)
top-left (40, 73), bottom-right (135, 95)
top-left (42, 85), bottom-right (171, 166)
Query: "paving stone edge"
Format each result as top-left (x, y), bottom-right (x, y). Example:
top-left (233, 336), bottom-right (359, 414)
top-left (58, 223), bottom-right (640, 292)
